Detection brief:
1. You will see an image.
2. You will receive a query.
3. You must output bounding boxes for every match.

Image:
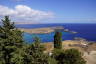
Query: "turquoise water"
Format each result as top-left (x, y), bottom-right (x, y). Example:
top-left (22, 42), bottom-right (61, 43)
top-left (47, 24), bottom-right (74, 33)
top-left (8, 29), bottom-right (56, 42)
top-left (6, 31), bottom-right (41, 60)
top-left (16, 23), bottom-right (96, 43)
top-left (23, 31), bottom-right (76, 43)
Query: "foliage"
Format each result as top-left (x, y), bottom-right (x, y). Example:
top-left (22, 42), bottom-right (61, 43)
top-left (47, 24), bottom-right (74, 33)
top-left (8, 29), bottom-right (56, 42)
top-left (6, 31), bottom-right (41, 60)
top-left (0, 16), bottom-right (49, 64)
top-left (24, 36), bottom-right (49, 64)
top-left (52, 48), bottom-right (86, 64)
top-left (0, 16), bottom-right (23, 64)
top-left (48, 57), bottom-right (57, 64)
top-left (54, 31), bottom-right (62, 49)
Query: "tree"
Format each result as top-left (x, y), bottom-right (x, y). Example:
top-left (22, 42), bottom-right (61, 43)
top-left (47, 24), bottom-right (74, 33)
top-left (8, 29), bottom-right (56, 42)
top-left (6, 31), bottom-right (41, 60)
top-left (0, 16), bottom-right (23, 64)
top-left (24, 37), bottom-right (49, 64)
top-left (0, 16), bottom-right (49, 64)
top-left (52, 48), bottom-right (86, 64)
top-left (54, 31), bottom-right (62, 49)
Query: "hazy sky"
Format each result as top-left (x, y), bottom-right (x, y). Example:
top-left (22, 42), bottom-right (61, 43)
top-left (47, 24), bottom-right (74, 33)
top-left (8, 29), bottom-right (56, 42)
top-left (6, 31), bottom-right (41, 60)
top-left (0, 0), bottom-right (96, 23)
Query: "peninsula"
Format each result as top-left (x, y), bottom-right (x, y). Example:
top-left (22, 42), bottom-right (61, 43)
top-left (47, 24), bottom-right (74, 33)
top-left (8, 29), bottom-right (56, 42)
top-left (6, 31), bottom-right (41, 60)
top-left (18, 26), bottom-right (64, 34)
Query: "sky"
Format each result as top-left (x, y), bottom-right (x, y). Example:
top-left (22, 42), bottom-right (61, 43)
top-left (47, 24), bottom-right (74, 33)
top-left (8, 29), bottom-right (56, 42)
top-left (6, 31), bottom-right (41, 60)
top-left (0, 0), bottom-right (96, 23)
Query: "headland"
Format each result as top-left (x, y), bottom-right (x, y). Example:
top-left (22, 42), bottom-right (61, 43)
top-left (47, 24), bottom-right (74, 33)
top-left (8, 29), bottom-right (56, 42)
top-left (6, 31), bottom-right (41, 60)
top-left (18, 26), bottom-right (64, 34)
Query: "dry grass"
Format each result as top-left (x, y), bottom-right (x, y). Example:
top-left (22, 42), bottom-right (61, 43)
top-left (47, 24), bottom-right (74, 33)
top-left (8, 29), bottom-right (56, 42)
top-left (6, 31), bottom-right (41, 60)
top-left (42, 40), bottom-right (86, 53)
top-left (43, 40), bottom-right (96, 64)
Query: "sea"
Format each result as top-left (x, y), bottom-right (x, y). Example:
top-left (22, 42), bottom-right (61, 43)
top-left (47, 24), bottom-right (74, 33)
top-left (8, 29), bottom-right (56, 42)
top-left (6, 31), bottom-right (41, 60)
top-left (16, 23), bottom-right (96, 43)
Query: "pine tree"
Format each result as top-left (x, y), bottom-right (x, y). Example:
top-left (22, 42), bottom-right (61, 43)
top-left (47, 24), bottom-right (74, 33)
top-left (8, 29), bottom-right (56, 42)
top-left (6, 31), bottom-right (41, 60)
top-left (24, 37), bottom-right (49, 64)
top-left (0, 16), bottom-right (23, 64)
top-left (54, 31), bottom-right (62, 49)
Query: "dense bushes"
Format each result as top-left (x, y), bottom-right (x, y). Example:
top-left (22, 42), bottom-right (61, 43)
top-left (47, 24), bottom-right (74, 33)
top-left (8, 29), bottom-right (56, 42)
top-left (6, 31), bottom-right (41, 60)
top-left (52, 49), bottom-right (86, 64)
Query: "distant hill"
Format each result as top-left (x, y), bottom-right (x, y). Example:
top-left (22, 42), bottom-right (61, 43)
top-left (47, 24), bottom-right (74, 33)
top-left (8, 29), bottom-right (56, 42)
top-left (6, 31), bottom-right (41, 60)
top-left (14, 22), bottom-right (40, 24)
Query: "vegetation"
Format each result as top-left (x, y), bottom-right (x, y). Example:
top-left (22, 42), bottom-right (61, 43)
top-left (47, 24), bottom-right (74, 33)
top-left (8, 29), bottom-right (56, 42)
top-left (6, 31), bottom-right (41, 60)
top-left (0, 16), bottom-right (86, 64)
top-left (52, 49), bottom-right (86, 64)
top-left (23, 37), bottom-right (49, 64)
top-left (54, 31), bottom-right (62, 49)
top-left (0, 16), bottom-right (23, 64)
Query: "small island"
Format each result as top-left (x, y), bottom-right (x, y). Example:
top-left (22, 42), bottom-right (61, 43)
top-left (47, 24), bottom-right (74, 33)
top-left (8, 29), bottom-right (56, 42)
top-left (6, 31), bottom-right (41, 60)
top-left (64, 29), bottom-right (78, 34)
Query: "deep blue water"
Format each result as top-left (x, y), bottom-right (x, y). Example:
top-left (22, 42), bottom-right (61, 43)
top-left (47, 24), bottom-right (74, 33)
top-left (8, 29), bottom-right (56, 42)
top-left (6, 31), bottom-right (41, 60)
top-left (16, 23), bottom-right (96, 43)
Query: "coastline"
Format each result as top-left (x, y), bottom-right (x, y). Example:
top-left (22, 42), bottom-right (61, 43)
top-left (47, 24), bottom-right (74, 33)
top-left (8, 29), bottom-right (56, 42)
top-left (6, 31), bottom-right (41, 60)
top-left (18, 26), bottom-right (77, 34)
top-left (19, 26), bottom-right (96, 64)
top-left (18, 26), bottom-right (64, 34)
